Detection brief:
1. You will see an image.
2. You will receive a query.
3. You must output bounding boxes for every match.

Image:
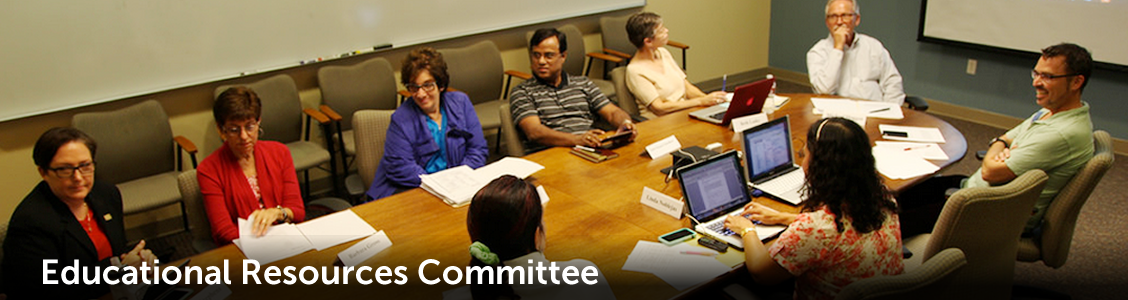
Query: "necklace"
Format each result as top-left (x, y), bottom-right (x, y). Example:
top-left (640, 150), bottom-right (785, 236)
top-left (80, 208), bottom-right (95, 232)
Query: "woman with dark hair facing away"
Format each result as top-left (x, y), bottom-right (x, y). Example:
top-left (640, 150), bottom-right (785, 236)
top-left (198, 86), bottom-right (305, 245)
top-left (366, 47), bottom-right (489, 201)
top-left (725, 118), bottom-right (903, 300)
top-left (463, 175), bottom-right (614, 300)
top-left (3, 127), bottom-right (156, 299)
top-left (624, 12), bottom-right (726, 119)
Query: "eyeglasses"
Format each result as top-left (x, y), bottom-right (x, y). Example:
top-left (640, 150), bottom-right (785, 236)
top-left (1031, 70), bottom-right (1080, 82)
top-left (406, 81), bottom-right (439, 93)
top-left (47, 161), bottom-right (95, 178)
top-left (531, 52), bottom-right (560, 60)
top-left (222, 122), bottom-right (260, 137)
top-left (826, 13), bottom-right (856, 22)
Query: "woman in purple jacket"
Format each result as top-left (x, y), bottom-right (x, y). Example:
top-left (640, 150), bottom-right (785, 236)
top-left (365, 47), bottom-right (489, 201)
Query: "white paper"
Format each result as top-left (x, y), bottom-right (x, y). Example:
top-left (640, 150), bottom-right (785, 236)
top-left (535, 185), bottom-right (550, 205)
top-left (337, 231), bottom-right (393, 267)
top-left (295, 209), bottom-right (377, 251)
top-left (646, 135), bottom-right (682, 159)
top-left (731, 113), bottom-right (768, 133)
top-left (820, 110), bottom-right (867, 128)
top-left (622, 241), bottom-right (731, 290)
top-left (639, 186), bottom-right (684, 219)
top-left (812, 98), bottom-right (903, 119)
top-left (878, 124), bottom-right (947, 143)
top-left (872, 147), bottom-right (941, 179)
top-left (874, 141), bottom-right (949, 161)
top-left (770, 94), bottom-right (790, 108)
top-left (235, 218), bottom-right (315, 265)
top-left (475, 157), bottom-right (545, 180)
top-left (420, 157), bottom-right (545, 207)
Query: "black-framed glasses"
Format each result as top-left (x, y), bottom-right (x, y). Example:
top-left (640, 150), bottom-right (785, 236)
top-left (826, 13), bottom-right (856, 22)
top-left (47, 161), bottom-right (95, 178)
top-left (1031, 70), bottom-right (1080, 82)
top-left (406, 81), bottom-right (438, 93)
top-left (222, 122), bottom-right (259, 137)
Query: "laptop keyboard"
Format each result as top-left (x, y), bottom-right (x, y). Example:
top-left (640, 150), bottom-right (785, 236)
top-left (758, 170), bottom-right (805, 192)
top-left (706, 221), bottom-right (735, 236)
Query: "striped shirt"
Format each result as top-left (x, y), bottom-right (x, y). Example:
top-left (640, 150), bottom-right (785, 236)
top-left (510, 73), bottom-right (612, 137)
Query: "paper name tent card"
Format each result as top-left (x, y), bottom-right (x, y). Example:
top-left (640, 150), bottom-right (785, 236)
top-left (420, 157), bottom-right (544, 207)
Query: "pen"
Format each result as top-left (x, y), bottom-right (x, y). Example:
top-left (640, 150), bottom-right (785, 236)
top-left (721, 74), bottom-right (727, 92)
top-left (680, 251), bottom-right (718, 257)
top-left (574, 145), bottom-right (598, 153)
top-left (869, 107), bottom-right (891, 113)
top-left (903, 145), bottom-right (931, 151)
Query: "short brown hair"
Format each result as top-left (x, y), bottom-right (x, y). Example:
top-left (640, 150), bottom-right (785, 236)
top-left (401, 47), bottom-right (449, 90)
top-left (1042, 43), bottom-right (1093, 93)
top-left (626, 12), bottom-right (663, 48)
top-left (33, 127), bottom-right (96, 169)
top-left (213, 86), bottom-right (262, 126)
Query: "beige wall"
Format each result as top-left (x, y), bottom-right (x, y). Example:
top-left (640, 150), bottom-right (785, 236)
top-left (0, 0), bottom-right (771, 232)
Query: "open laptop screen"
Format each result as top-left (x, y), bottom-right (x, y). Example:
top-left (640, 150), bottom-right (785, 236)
top-left (742, 116), bottom-right (795, 181)
top-left (678, 151), bottom-right (751, 222)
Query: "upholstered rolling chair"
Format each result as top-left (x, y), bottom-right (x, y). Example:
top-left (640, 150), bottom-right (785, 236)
top-left (317, 57), bottom-right (398, 173)
top-left (609, 66), bottom-right (647, 122)
top-left (524, 25), bottom-right (621, 99)
top-left (903, 169), bottom-right (1048, 299)
top-left (904, 95), bottom-right (930, 111)
top-left (599, 15), bottom-right (690, 73)
top-left (834, 248), bottom-right (967, 300)
top-left (351, 110), bottom-right (395, 199)
top-left (72, 99), bottom-right (199, 232)
top-left (215, 74), bottom-right (338, 198)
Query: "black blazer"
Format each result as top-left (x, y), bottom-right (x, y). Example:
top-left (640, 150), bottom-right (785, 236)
top-left (2, 181), bottom-right (127, 300)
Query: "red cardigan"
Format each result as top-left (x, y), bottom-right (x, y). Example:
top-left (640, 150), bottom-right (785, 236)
top-left (197, 141), bottom-right (305, 245)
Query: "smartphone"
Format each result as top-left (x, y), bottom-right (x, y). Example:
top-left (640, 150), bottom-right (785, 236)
top-left (882, 130), bottom-right (908, 138)
top-left (697, 236), bottom-right (728, 253)
top-left (599, 130), bottom-right (632, 149)
top-left (658, 228), bottom-right (696, 246)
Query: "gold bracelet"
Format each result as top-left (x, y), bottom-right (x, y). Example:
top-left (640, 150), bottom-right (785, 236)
top-left (741, 227), bottom-right (756, 237)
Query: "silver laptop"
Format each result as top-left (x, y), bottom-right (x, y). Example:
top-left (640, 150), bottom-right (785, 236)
top-left (689, 77), bottom-right (774, 125)
top-left (742, 115), bottom-right (806, 205)
top-left (678, 150), bottom-right (786, 250)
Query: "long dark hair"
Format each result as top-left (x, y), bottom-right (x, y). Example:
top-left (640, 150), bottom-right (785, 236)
top-left (801, 118), bottom-right (897, 233)
top-left (466, 175), bottom-right (543, 299)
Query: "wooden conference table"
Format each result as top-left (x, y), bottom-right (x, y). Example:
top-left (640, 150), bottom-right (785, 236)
top-left (173, 94), bottom-right (966, 299)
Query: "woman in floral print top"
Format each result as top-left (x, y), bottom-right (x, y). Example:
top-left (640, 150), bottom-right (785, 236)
top-left (726, 117), bottom-right (903, 300)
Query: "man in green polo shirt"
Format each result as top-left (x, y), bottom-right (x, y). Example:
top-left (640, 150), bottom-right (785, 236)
top-left (900, 43), bottom-right (1094, 236)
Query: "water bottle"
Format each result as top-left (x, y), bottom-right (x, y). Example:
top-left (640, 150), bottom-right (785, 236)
top-left (762, 74), bottom-right (777, 115)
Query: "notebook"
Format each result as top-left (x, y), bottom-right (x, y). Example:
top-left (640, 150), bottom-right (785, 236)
top-left (742, 115), bottom-right (806, 205)
top-left (678, 150), bottom-right (786, 250)
top-left (689, 77), bottom-right (775, 125)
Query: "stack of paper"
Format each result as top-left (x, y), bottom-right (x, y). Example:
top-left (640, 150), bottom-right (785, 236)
top-left (420, 157), bottom-right (544, 207)
top-left (872, 146), bottom-right (940, 180)
top-left (878, 124), bottom-right (946, 143)
top-left (233, 209), bottom-right (379, 264)
top-left (622, 241), bottom-right (731, 290)
top-left (811, 97), bottom-right (904, 120)
top-left (874, 141), bottom-right (949, 161)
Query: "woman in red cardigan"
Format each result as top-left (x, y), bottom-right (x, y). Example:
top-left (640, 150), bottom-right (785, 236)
top-left (198, 87), bottom-right (305, 245)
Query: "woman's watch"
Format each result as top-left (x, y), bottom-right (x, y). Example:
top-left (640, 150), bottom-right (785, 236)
top-left (741, 227), bottom-right (756, 237)
top-left (276, 205), bottom-right (291, 223)
top-left (989, 137), bottom-right (1010, 149)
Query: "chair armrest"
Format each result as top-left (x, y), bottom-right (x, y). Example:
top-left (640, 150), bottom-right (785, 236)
top-left (505, 70), bottom-right (533, 81)
top-left (398, 90), bottom-right (412, 99)
top-left (319, 105), bottom-right (343, 122)
top-left (303, 108), bottom-right (331, 124)
top-left (905, 96), bottom-right (930, 111)
top-left (173, 136), bottom-right (199, 170)
top-left (667, 40), bottom-right (689, 50)
top-left (586, 52), bottom-right (623, 64)
top-left (603, 48), bottom-right (632, 60)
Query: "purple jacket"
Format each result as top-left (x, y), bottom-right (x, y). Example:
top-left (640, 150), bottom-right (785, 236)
top-left (366, 91), bottom-right (488, 200)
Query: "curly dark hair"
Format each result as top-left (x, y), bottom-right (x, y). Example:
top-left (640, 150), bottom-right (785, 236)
top-left (401, 47), bottom-right (450, 90)
top-left (801, 118), bottom-right (897, 233)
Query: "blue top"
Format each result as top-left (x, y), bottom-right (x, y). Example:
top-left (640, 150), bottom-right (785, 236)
top-left (366, 91), bottom-right (489, 201)
top-left (423, 106), bottom-right (448, 173)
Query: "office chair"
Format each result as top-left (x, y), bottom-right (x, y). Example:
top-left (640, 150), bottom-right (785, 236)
top-left (439, 41), bottom-right (532, 153)
top-left (903, 169), bottom-right (1048, 299)
top-left (350, 109), bottom-right (394, 201)
top-left (609, 66), bottom-right (648, 122)
top-left (498, 102), bottom-right (525, 157)
top-left (317, 57), bottom-right (399, 197)
top-left (72, 99), bottom-right (198, 233)
top-left (215, 74), bottom-right (338, 198)
top-left (835, 248), bottom-right (967, 300)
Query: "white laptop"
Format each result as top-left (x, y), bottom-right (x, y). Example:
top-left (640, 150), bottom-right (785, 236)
top-left (742, 115), bottom-right (806, 205)
top-left (678, 150), bottom-right (786, 250)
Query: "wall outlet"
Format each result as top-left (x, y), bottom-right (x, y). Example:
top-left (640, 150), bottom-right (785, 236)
top-left (966, 59), bottom-right (978, 75)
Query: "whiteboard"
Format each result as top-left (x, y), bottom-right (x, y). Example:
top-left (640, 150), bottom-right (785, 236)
top-left (0, 0), bottom-right (644, 122)
top-left (920, 0), bottom-right (1128, 69)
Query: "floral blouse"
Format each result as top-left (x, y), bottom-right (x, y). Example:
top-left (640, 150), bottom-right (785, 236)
top-left (768, 206), bottom-right (904, 300)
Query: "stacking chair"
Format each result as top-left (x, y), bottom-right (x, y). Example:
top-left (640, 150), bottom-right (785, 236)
top-left (524, 24), bottom-right (621, 99)
top-left (438, 41), bottom-right (529, 152)
top-left (317, 57), bottom-right (399, 195)
top-left (215, 74), bottom-right (338, 198)
top-left (177, 170), bottom-right (216, 253)
top-left (835, 248), bottom-right (967, 300)
top-left (599, 15), bottom-right (690, 74)
top-left (351, 110), bottom-right (394, 201)
top-left (73, 99), bottom-right (198, 232)
top-left (609, 66), bottom-right (647, 122)
top-left (903, 170), bottom-right (1048, 299)
top-left (498, 102), bottom-right (524, 157)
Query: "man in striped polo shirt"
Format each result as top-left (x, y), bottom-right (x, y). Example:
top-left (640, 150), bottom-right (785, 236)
top-left (510, 28), bottom-right (637, 152)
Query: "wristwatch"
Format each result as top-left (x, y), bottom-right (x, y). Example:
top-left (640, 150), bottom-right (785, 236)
top-left (741, 227), bottom-right (756, 237)
top-left (989, 137), bottom-right (1010, 149)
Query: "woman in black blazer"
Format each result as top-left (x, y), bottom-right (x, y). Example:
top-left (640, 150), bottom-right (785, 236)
top-left (2, 127), bottom-right (155, 299)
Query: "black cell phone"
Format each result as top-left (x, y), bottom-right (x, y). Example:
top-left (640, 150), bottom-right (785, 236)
top-left (697, 236), bottom-right (728, 253)
top-left (599, 130), bottom-right (633, 149)
top-left (882, 130), bottom-right (908, 137)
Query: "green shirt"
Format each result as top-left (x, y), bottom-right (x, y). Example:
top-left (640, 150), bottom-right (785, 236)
top-left (964, 102), bottom-right (1093, 232)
